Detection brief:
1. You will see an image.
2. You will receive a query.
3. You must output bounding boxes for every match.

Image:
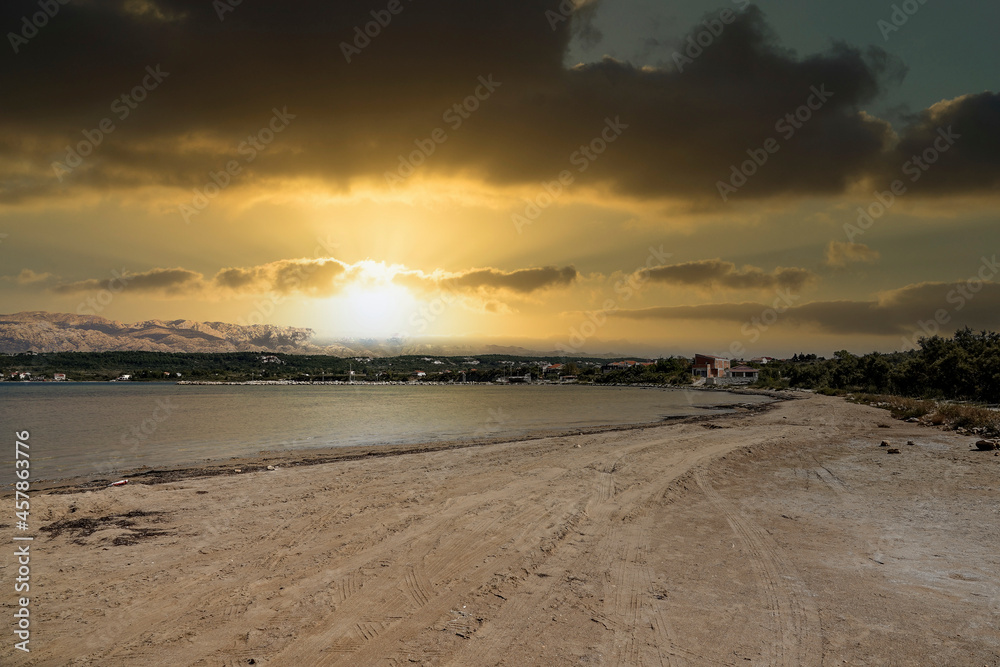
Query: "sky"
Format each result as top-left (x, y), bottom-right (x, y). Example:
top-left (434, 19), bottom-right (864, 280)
top-left (0, 0), bottom-right (998, 357)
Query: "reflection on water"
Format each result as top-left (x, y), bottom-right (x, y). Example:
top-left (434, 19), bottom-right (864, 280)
top-left (0, 383), bottom-right (769, 483)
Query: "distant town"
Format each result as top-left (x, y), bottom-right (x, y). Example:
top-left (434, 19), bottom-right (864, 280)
top-left (5, 330), bottom-right (998, 406)
top-left (1, 350), bottom-right (783, 386)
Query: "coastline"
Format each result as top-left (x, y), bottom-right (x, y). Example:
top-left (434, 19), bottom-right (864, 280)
top-left (20, 389), bottom-right (787, 495)
top-left (5, 393), bottom-right (997, 665)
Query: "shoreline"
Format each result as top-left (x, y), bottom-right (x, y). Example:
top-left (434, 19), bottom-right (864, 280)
top-left (7, 393), bottom-right (998, 665)
top-left (5, 379), bottom-right (761, 389)
top-left (19, 391), bottom-right (788, 496)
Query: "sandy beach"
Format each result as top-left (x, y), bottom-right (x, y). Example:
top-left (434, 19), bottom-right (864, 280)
top-left (3, 392), bottom-right (999, 666)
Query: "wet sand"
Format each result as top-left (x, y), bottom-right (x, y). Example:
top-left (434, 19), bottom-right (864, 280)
top-left (2, 393), bottom-right (999, 665)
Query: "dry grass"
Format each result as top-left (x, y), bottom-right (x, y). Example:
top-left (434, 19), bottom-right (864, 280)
top-left (850, 394), bottom-right (1000, 434)
top-left (933, 403), bottom-right (1000, 431)
top-left (851, 394), bottom-right (935, 420)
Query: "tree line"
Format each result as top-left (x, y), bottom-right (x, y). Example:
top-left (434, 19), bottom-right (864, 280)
top-left (759, 328), bottom-right (1000, 403)
top-left (9, 332), bottom-right (998, 403)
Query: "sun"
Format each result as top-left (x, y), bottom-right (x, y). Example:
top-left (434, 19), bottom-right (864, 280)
top-left (334, 282), bottom-right (418, 337)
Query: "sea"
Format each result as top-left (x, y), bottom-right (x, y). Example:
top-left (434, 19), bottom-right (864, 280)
top-left (0, 383), bottom-right (770, 485)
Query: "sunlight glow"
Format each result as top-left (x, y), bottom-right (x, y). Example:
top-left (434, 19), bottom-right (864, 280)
top-left (329, 281), bottom-right (418, 337)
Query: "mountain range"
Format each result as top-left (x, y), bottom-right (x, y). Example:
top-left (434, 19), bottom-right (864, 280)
top-left (0, 312), bottom-right (632, 358)
top-left (0, 312), bottom-right (341, 355)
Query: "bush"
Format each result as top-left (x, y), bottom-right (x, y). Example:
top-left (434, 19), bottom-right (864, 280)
top-left (850, 394), bottom-right (934, 420)
top-left (751, 377), bottom-right (788, 390)
top-left (851, 393), bottom-right (1000, 432)
top-left (932, 403), bottom-right (1000, 430)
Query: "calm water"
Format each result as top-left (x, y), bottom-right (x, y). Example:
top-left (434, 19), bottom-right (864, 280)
top-left (0, 383), bottom-right (769, 484)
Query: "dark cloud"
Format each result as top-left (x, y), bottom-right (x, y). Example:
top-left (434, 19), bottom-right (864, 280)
top-left (397, 265), bottom-right (579, 294)
top-left (645, 260), bottom-right (815, 291)
top-left (49, 260), bottom-right (350, 298)
top-left (0, 2), bottom-right (995, 205)
top-left (51, 268), bottom-right (202, 295)
top-left (46, 258), bottom-right (576, 299)
top-left (873, 92), bottom-right (1000, 193)
top-left (440, 266), bottom-right (578, 293)
top-left (214, 259), bottom-right (349, 296)
top-left (612, 279), bottom-right (1000, 336)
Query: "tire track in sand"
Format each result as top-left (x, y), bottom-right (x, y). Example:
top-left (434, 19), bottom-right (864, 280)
top-left (270, 493), bottom-right (560, 664)
top-left (603, 511), bottom-right (720, 667)
top-left (442, 452), bottom-right (636, 665)
top-left (346, 499), bottom-right (569, 665)
top-left (447, 445), bottom-right (713, 667)
top-left (694, 471), bottom-right (821, 667)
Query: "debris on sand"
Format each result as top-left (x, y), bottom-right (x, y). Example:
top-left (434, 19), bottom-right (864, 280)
top-left (974, 440), bottom-right (998, 451)
top-left (41, 510), bottom-right (170, 546)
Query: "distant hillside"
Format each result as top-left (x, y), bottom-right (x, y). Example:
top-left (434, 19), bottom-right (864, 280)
top-left (0, 312), bottom-right (635, 357)
top-left (0, 312), bottom-right (351, 354)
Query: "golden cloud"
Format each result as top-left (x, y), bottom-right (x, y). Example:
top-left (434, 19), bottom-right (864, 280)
top-left (47, 258), bottom-right (580, 301)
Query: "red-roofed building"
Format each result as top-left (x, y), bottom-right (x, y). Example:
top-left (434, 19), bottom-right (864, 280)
top-left (692, 354), bottom-right (730, 378)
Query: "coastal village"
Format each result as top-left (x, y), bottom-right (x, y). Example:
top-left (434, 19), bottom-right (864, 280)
top-left (2, 351), bottom-right (776, 385)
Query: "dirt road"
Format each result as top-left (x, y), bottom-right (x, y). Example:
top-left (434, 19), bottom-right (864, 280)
top-left (3, 393), bottom-right (999, 665)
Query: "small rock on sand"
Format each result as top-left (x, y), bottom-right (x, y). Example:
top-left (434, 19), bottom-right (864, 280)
top-left (880, 440), bottom-right (890, 447)
top-left (266, 465), bottom-right (276, 471)
top-left (906, 441), bottom-right (916, 446)
top-left (887, 448), bottom-right (901, 454)
top-left (974, 440), bottom-right (998, 451)
top-left (234, 468), bottom-right (242, 473)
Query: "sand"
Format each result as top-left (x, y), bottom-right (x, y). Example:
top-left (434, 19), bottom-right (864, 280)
top-left (2, 393), bottom-right (999, 665)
